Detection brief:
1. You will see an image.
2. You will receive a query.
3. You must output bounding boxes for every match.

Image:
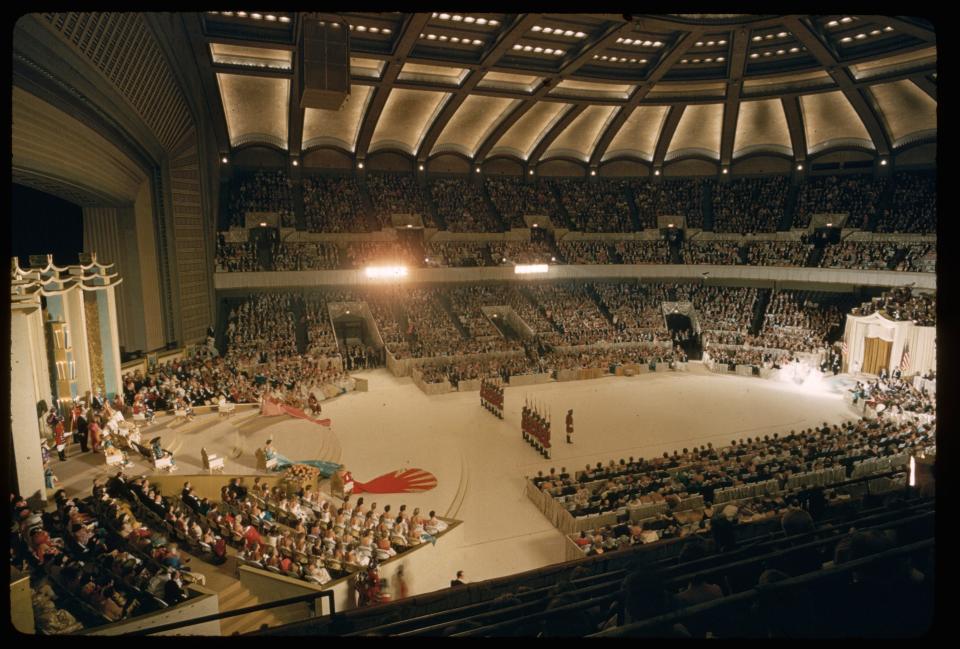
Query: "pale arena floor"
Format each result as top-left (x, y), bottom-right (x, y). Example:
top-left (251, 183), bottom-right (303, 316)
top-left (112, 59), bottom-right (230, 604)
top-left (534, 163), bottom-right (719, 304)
top-left (50, 362), bottom-right (863, 598)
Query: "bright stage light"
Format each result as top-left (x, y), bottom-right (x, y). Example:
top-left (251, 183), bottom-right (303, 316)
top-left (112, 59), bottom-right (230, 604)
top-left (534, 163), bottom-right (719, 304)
top-left (365, 266), bottom-right (408, 279)
top-left (514, 264), bottom-right (549, 274)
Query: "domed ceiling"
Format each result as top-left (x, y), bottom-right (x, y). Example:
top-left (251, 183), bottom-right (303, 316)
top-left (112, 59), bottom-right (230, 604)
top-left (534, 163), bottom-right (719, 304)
top-left (180, 12), bottom-right (935, 169)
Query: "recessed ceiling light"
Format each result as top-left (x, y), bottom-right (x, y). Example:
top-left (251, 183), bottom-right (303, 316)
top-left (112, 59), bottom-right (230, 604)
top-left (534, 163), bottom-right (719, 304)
top-left (692, 58), bottom-right (700, 63)
top-left (750, 52), bottom-right (759, 58)
top-left (765, 34), bottom-right (774, 39)
top-left (763, 51), bottom-right (772, 56)
top-left (432, 12), bottom-right (438, 18)
top-left (452, 15), bottom-right (463, 22)
top-left (542, 27), bottom-right (553, 34)
top-left (654, 170), bottom-right (660, 176)
top-left (623, 38), bottom-right (633, 44)
top-left (356, 25), bottom-right (367, 31)
top-left (221, 156), bottom-right (228, 163)
top-left (564, 30), bottom-right (574, 37)
top-left (680, 59), bottom-right (688, 64)
top-left (489, 20), bottom-right (499, 26)
top-left (464, 16), bottom-right (475, 23)
top-left (575, 32), bottom-right (586, 38)
top-left (236, 11), bottom-right (247, 17)
top-left (883, 25), bottom-right (894, 31)
top-left (705, 58), bottom-right (713, 63)
top-left (695, 41), bottom-right (703, 46)
top-left (644, 40), bottom-right (653, 47)
top-left (855, 33), bottom-right (866, 39)
top-left (439, 35), bottom-right (448, 41)
top-left (840, 16), bottom-right (853, 23)
top-left (753, 35), bottom-right (762, 41)
top-left (707, 41), bottom-right (715, 46)
top-left (640, 59), bottom-right (647, 63)
top-left (841, 36), bottom-right (852, 42)
top-left (653, 41), bottom-right (662, 47)
top-left (439, 13), bottom-right (450, 20)
top-left (827, 20), bottom-right (839, 27)
top-left (716, 56), bottom-right (724, 62)
top-left (529, 169), bottom-right (534, 175)
top-left (776, 50), bottom-right (785, 55)
top-left (419, 164), bottom-right (425, 171)
top-left (532, 25), bottom-right (542, 31)
top-left (602, 55), bottom-right (609, 60)
top-left (265, 14), bottom-right (276, 21)
top-left (777, 31), bottom-right (787, 38)
top-left (630, 58), bottom-right (637, 63)
top-left (250, 13), bottom-right (262, 20)
top-left (555, 49), bottom-right (564, 55)
top-left (358, 162), bottom-right (364, 169)
top-left (476, 18), bottom-right (487, 25)
top-left (617, 37), bottom-right (624, 43)
top-left (428, 34), bottom-right (437, 40)
top-left (880, 159), bottom-right (888, 166)
top-left (523, 45), bottom-right (532, 51)
top-left (870, 29), bottom-right (881, 35)
top-left (451, 36), bottom-right (459, 42)
top-left (789, 47), bottom-right (799, 53)
top-left (513, 44), bottom-right (522, 50)
top-left (534, 46), bottom-right (543, 52)
top-left (383, 28), bottom-right (391, 34)
top-left (473, 39), bottom-right (482, 45)
top-left (718, 39), bottom-right (727, 45)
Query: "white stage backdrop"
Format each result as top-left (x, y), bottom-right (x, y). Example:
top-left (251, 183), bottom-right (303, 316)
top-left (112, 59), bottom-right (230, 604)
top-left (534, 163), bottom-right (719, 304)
top-left (843, 311), bottom-right (935, 375)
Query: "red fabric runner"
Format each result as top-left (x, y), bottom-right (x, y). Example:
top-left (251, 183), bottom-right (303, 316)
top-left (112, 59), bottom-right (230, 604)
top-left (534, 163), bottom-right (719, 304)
top-left (261, 398), bottom-right (331, 426)
top-left (353, 468), bottom-right (438, 494)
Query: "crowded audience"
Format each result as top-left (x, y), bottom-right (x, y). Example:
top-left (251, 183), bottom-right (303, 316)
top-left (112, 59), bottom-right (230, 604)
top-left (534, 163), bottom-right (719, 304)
top-left (552, 179), bottom-right (633, 232)
top-left (485, 177), bottom-right (560, 229)
top-left (271, 242), bottom-right (341, 271)
top-left (793, 174), bottom-right (887, 229)
top-left (711, 176), bottom-right (788, 233)
top-left (229, 169), bottom-right (295, 228)
top-left (424, 241), bottom-right (492, 267)
top-left (632, 178), bottom-right (706, 230)
top-left (303, 174), bottom-right (370, 233)
top-left (365, 172), bottom-right (433, 228)
top-left (852, 287), bottom-right (935, 326)
top-left (683, 241), bottom-right (741, 265)
top-left (615, 240), bottom-right (672, 264)
top-left (430, 178), bottom-right (502, 232)
top-left (876, 172), bottom-right (936, 234)
top-left (744, 241), bottom-right (812, 267)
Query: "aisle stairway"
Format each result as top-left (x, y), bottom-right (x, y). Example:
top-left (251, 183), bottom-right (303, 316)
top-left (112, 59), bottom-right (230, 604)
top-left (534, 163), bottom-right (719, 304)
top-left (701, 181), bottom-right (715, 231)
top-left (779, 183), bottom-right (799, 231)
top-left (623, 183), bottom-right (643, 231)
top-left (865, 180), bottom-right (896, 232)
top-left (548, 183), bottom-right (577, 229)
top-left (750, 288), bottom-right (771, 335)
top-left (479, 180), bottom-right (510, 231)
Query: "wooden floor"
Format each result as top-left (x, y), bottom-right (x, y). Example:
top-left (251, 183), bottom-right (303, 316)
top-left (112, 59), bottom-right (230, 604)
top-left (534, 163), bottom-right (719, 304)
top-left (49, 362), bottom-right (863, 618)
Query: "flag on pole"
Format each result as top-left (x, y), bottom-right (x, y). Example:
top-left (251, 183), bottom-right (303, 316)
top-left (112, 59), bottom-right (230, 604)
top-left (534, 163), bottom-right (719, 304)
top-left (900, 343), bottom-right (910, 372)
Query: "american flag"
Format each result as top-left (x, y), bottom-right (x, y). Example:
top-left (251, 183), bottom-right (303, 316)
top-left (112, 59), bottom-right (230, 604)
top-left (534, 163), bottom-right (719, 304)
top-left (840, 340), bottom-right (847, 356)
top-left (899, 343), bottom-right (911, 372)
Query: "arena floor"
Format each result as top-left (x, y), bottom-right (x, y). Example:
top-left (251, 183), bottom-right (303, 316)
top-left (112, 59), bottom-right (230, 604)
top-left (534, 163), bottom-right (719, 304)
top-left (51, 362), bottom-right (863, 597)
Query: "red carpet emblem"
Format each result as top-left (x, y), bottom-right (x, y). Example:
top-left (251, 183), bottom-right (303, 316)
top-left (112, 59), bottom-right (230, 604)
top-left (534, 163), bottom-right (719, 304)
top-left (353, 468), bottom-right (438, 494)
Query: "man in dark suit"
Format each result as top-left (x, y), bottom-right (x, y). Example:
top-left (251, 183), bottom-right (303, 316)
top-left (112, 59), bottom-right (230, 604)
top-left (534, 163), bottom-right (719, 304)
top-left (450, 570), bottom-right (467, 587)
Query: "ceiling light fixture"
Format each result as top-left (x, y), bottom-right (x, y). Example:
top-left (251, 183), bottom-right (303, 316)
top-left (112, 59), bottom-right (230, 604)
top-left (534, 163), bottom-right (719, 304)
top-left (419, 164), bottom-right (425, 170)
top-left (654, 170), bottom-right (660, 176)
top-left (221, 156), bottom-right (228, 163)
top-left (796, 163), bottom-right (803, 170)
top-left (476, 18), bottom-right (487, 25)
top-left (473, 39), bottom-right (482, 45)
top-left (777, 31), bottom-right (788, 37)
top-left (292, 160), bottom-right (299, 166)
top-left (841, 36), bottom-right (852, 42)
top-left (464, 16), bottom-right (475, 23)
top-left (880, 159), bottom-right (888, 166)
top-left (555, 49), bottom-right (564, 56)
top-left (452, 15), bottom-right (463, 21)
top-left (718, 39), bottom-right (727, 45)
top-left (827, 20), bottom-right (839, 27)
top-left (529, 169), bottom-right (534, 175)
top-left (717, 56), bottom-right (724, 62)
top-left (439, 13), bottom-right (450, 20)
top-left (750, 52), bottom-right (759, 58)
top-left (265, 14), bottom-right (276, 21)
top-left (883, 25), bottom-right (894, 31)
top-left (476, 166), bottom-right (481, 173)
top-left (542, 27), bottom-right (553, 34)
top-left (575, 32), bottom-right (586, 38)
top-left (358, 162), bottom-right (364, 169)
top-left (489, 20), bottom-right (499, 26)
top-left (532, 25), bottom-right (542, 31)
top-left (707, 40), bottom-right (715, 46)
top-left (250, 13), bottom-right (262, 20)
top-left (564, 30), bottom-right (574, 36)
top-left (840, 16), bottom-right (853, 23)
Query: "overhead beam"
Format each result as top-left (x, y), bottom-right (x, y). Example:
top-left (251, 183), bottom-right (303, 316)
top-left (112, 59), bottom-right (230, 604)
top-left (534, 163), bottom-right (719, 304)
top-left (183, 14), bottom-right (232, 152)
top-left (880, 16), bottom-right (936, 43)
top-left (589, 27), bottom-right (705, 167)
top-left (415, 13), bottom-right (541, 163)
top-left (652, 104), bottom-right (686, 168)
top-left (474, 17), bottom-right (649, 162)
top-left (354, 14), bottom-right (431, 161)
top-left (784, 16), bottom-right (891, 156)
top-left (781, 96), bottom-right (808, 162)
top-left (528, 104), bottom-right (587, 166)
top-left (288, 17), bottom-right (304, 156)
top-left (911, 75), bottom-right (937, 101)
top-left (719, 27), bottom-right (751, 166)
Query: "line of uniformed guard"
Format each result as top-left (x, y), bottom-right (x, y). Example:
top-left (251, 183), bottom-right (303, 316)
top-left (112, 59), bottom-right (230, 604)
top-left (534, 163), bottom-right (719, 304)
top-left (480, 378), bottom-right (504, 419)
top-left (521, 399), bottom-right (551, 459)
